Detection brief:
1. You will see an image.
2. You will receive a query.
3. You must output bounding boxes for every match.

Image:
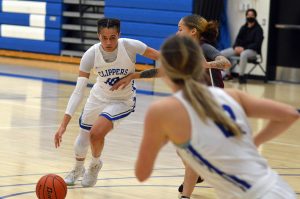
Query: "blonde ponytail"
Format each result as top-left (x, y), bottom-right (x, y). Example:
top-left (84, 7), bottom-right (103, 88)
top-left (161, 35), bottom-right (241, 137)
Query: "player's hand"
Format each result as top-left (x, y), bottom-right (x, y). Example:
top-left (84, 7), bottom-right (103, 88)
top-left (54, 126), bottom-right (66, 148)
top-left (110, 74), bottom-right (134, 91)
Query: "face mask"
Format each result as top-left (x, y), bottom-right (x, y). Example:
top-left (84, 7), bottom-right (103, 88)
top-left (246, 17), bottom-right (256, 23)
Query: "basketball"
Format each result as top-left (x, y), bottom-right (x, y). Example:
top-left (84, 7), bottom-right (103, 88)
top-left (36, 174), bottom-right (67, 199)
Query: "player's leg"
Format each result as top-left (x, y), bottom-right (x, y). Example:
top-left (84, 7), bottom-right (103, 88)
top-left (81, 115), bottom-right (111, 187)
top-left (81, 100), bottom-right (135, 187)
top-left (64, 128), bottom-right (90, 185)
top-left (180, 165), bottom-right (199, 198)
top-left (177, 151), bottom-right (204, 195)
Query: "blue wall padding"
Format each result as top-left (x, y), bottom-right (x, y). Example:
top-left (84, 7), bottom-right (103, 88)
top-left (0, 12), bottom-right (61, 28)
top-left (46, 3), bottom-right (63, 15)
top-left (105, 7), bottom-right (189, 25)
top-left (45, 28), bottom-right (61, 41)
top-left (121, 22), bottom-right (177, 38)
top-left (122, 35), bottom-right (165, 64)
top-left (0, 1), bottom-right (63, 16)
top-left (28, 0), bottom-right (63, 2)
top-left (106, 0), bottom-right (193, 12)
top-left (0, 37), bottom-right (61, 54)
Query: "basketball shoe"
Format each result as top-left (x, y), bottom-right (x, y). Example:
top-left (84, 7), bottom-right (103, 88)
top-left (81, 160), bottom-right (103, 187)
top-left (64, 167), bottom-right (85, 186)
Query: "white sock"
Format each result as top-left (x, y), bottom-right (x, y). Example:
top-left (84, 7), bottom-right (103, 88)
top-left (74, 159), bottom-right (85, 169)
top-left (90, 156), bottom-right (100, 166)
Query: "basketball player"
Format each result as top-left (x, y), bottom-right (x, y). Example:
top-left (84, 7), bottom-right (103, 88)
top-left (177, 14), bottom-right (231, 88)
top-left (54, 18), bottom-right (160, 187)
top-left (176, 14), bottom-right (231, 195)
top-left (135, 35), bottom-right (298, 199)
top-left (111, 15), bottom-right (230, 91)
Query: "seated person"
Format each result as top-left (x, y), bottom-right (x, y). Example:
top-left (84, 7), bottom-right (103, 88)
top-left (221, 8), bottom-right (263, 84)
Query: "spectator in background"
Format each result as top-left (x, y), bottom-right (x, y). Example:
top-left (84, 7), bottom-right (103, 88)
top-left (222, 8), bottom-right (263, 84)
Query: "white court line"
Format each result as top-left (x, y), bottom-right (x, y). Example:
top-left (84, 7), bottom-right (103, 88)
top-left (0, 124), bottom-right (79, 130)
top-left (0, 120), bottom-right (143, 129)
top-left (0, 100), bottom-right (144, 130)
top-left (0, 100), bottom-right (65, 113)
top-left (269, 141), bottom-right (300, 148)
top-left (0, 101), bottom-right (144, 124)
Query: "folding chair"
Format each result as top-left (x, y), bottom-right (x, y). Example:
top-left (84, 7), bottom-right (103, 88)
top-left (228, 54), bottom-right (267, 83)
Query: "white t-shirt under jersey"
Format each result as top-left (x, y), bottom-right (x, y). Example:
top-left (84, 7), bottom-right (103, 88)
top-left (80, 38), bottom-right (147, 73)
top-left (174, 87), bottom-right (278, 199)
top-left (81, 38), bottom-right (147, 101)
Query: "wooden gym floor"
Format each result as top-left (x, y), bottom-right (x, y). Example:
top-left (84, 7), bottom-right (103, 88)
top-left (0, 57), bottom-right (299, 199)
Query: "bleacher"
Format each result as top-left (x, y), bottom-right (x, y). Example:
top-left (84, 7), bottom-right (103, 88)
top-left (0, 0), bottom-right (223, 65)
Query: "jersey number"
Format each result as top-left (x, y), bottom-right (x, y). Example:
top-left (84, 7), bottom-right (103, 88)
top-left (215, 105), bottom-right (237, 138)
top-left (104, 77), bottom-right (120, 86)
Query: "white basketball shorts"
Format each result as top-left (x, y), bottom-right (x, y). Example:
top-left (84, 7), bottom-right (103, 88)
top-left (79, 93), bottom-right (136, 130)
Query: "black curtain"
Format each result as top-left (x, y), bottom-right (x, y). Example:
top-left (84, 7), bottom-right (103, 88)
top-left (193, 0), bottom-right (224, 21)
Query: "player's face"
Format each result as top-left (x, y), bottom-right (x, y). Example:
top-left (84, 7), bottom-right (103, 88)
top-left (98, 28), bottom-right (120, 52)
top-left (177, 19), bottom-right (195, 37)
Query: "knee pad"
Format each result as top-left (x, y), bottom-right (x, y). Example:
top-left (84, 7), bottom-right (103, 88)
top-left (74, 129), bottom-right (90, 159)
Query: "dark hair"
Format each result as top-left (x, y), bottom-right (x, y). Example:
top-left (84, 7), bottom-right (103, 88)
top-left (182, 15), bottom-right (219, 45)
top-left (246, 8), bottom-right (257, 17)
top-left (201, 21), bottom-right (219, 46)
top-left (97, 18), bottom-right (120, 33)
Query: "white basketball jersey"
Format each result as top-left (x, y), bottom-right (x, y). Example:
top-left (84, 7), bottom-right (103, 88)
top-left (91, 39), bottom-right (136, 101)
top-left (175, 88), bottom-right (278, 199)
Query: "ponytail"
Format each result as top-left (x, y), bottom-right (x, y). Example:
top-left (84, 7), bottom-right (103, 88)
top-left (201, 21), bottom-right (219, 45)
top-left (161, 35), bottom-right (242, 137)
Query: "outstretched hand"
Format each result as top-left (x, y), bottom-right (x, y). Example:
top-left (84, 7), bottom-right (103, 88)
top-left (110, 74), bottom-right (134, 91)
top-left (54, 126), bottom-right (66, 148)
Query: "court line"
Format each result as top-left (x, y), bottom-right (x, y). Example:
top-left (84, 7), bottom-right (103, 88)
top-left (0, 119), bottom-right (142, 130)
top-left (0, 72), bottom-right (170, 97)
top-left (269, 141), bottom-right (300, 148)
top-left (0, 168), bottom-right (185, 178)
top-left (0, 173), bottom-right (299, 189)
top-left (0, 185), bottom-right (213, 199)
top-left (0, 185), bottom-right (299, 198)
top-left (0, 175), bottom-right (184, 188)
top-left (0, 100), bottom-right (66, 113)
top-left (0, 124), bottom-right (79, 130)
top-left (1, 166), bottom-right (300, 178)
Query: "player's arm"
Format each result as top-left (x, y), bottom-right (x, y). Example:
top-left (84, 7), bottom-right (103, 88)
top-left (142, 46), bottom-right (160, 61)
top-left (226, 89), bottom-right (300, 147)
top-left (202, 44), bottom-right (231, 69)
top-left (55, 48), bottom-right (93, 148)
top-left (54, 71), bottom-right (90, 148)
top-left (208, 55), bottom-right (231, 69)
top-left (110, 47), bottom-right (162, 91)
top-left (135, 102), bottom-right (168, 182)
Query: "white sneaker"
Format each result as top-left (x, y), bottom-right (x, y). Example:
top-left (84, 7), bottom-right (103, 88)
top-left (64, 167), bottom-right (85, 186)
top-left (81, 160), bottom-right (103, 187)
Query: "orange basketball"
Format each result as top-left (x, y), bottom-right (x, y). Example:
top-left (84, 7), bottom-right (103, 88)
top-left (36, 174), bottom-right (67, 199)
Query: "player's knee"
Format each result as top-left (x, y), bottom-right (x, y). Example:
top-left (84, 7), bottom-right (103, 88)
top-left (90, 130), bottom-right (106, 142)
top-left (74, 129), bottom-right (90, 158)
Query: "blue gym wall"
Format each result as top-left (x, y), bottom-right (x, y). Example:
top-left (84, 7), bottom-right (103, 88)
top-left (0, 0), bottom-right (195, 64)
top-left (104, 0), bottom-right (193, 64)
top-left (0, 0), bottom-right (62, 54)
